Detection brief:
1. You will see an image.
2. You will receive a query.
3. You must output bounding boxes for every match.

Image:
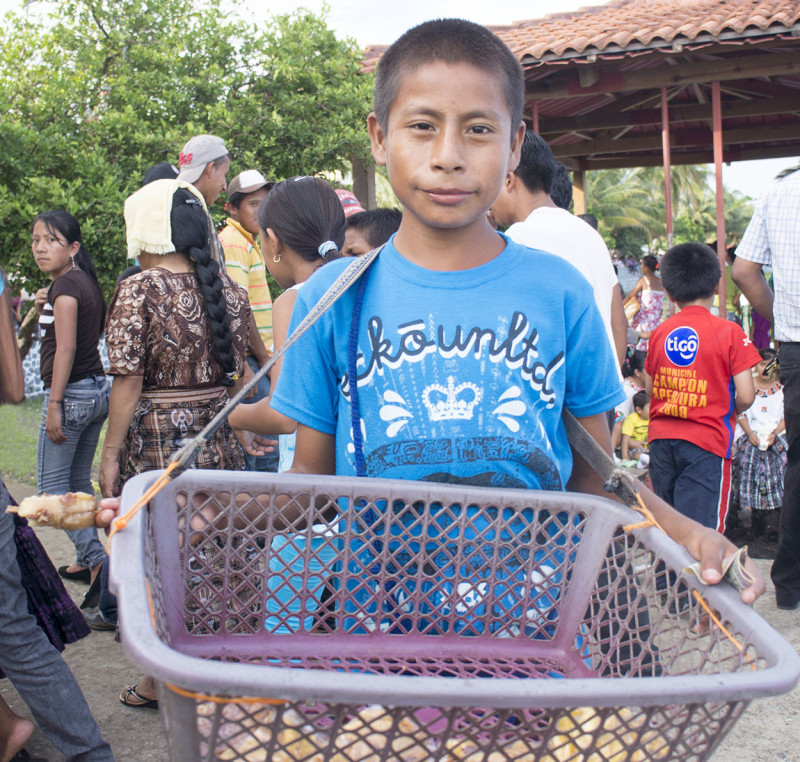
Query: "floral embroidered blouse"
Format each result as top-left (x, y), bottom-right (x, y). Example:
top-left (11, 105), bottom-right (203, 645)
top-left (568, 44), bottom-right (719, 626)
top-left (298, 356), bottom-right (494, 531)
top-left (105, 268), bottom-right (249, 389)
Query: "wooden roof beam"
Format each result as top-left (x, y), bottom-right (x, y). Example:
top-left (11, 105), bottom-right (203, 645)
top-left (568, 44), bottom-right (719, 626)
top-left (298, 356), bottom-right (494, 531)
top-left (525, 51), bottom-right (800, 101)
top-left (538, 94), bottom-right (800, 135)
top-left (551, 123), bottom-right (800, 158)
top-left (575, 142), bottom-right (800, 170)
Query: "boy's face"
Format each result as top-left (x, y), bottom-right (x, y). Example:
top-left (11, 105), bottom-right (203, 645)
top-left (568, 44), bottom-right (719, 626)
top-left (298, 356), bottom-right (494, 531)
top-left (343, 227), bottom-right (373, 257)
top-left (368, 61), bottom-right (524, 238)
top-left (227, 187), bottom-right (269, 237)
top-left (637, 401), bottom-right (650, 420)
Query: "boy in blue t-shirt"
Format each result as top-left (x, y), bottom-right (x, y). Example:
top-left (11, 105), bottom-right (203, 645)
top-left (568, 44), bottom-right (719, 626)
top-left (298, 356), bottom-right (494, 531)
top-left (270, 20), bottom-right (762, 608)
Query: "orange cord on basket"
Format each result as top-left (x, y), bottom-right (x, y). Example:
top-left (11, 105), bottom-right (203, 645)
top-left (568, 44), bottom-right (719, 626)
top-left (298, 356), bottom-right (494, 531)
top-left (107, 461), bottom-right (179, 540)
top-left (692, 590), bottom-right (757, 670)
top-left (165, 683), bottom-right (287, 705)
top-left (623, 492), bottom-right (666, 533)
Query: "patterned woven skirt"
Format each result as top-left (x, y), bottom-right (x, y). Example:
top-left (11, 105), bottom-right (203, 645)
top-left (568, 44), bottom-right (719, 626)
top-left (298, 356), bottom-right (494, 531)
top-left (119, 385), bottom-right (245, 481)
top-left (734, 435), bottom-right (787, 513)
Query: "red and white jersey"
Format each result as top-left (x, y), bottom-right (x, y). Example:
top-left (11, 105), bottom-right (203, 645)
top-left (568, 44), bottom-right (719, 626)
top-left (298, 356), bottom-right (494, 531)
top-left (646, 306), bottom-right (761, 458)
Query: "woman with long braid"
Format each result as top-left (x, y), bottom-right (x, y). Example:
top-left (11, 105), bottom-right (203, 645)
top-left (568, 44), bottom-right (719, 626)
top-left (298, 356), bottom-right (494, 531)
top-left (99, 179), bottom-right (269, 708)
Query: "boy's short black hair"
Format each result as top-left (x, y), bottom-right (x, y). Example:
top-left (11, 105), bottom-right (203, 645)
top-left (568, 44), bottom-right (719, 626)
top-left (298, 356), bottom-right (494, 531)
top-left (374, 19), bottom-right (523, 140)
top-left (632, 390), bottom-right (649, 410)
top-left (660, 242), bottom-right (721, 303)
top-left (347, 208), bottom-right (402, 249)
top-left (513, 131), bottom-right (557, 195)
top-left (550, 162), bottom-right (573, 210)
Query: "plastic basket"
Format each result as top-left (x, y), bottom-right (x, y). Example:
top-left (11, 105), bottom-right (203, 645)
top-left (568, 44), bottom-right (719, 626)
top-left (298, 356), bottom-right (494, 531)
top-left (110, 470), bottom-right (800, 762)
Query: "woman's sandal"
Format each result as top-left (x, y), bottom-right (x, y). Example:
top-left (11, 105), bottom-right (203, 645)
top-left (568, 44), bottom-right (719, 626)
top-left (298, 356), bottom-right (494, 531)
top-left (119, 683), bottom-right (159, 709)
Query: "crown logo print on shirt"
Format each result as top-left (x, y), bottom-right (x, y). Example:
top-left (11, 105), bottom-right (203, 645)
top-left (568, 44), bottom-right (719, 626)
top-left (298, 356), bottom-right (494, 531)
top-left (422, 376), bottom-right (483, 422)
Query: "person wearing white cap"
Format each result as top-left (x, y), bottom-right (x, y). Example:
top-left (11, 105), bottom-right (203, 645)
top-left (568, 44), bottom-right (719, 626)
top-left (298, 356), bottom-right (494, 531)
top-left (176, 134), bottom-right (231, 206)
top-left (220, 169), bottom-right (280, 472)
top-left (177, 134), bottom-right (230, 269)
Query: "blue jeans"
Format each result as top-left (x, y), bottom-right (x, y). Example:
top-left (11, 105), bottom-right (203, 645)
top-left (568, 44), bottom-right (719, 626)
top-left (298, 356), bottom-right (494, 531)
top-left (241, 355), bottom-right (279, 473)
top-left (0, 480), bottom-right (114, 761)
top-left (37, 375), bottom-right (110, 568)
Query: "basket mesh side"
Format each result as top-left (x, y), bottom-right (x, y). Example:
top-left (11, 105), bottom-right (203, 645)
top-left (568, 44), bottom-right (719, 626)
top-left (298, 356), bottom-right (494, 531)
top-left (177, 696), bottom-right (747, 761)
top-left (144, 485), bottom-right (766, 680)
top-left (134, 478), bottom-right (771, 761)
top-left (581, 531), bottom-right (764, 680)
top-left (158, 487), bottom-right (598, 678)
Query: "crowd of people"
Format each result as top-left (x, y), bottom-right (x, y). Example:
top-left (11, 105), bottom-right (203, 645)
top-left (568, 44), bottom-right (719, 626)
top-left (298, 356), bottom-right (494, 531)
top-left (3, 16), bottom-right (795, 761)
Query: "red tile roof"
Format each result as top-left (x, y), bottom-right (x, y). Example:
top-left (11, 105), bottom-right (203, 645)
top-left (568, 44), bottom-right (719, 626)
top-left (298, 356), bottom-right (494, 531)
top-left (361, 0), bottom-right (800, 72)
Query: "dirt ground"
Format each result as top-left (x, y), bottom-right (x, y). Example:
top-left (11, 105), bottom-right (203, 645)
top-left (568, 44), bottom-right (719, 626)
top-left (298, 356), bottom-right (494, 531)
top-left (2, 477), bottom-right (799, 762)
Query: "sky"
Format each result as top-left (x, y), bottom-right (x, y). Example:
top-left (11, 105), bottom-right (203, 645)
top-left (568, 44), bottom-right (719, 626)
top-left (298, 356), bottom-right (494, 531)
top-left (2, 0), bottom-right (797, 199)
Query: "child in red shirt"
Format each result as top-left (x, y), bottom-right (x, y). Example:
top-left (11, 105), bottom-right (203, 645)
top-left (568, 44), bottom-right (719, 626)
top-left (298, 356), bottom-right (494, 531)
top-left (646, 243), bottom-right (761, 531)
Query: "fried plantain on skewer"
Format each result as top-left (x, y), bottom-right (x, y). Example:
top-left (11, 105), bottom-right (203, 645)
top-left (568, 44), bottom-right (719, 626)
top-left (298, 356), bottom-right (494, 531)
top-left (7, 492), bottom-right (98, 530)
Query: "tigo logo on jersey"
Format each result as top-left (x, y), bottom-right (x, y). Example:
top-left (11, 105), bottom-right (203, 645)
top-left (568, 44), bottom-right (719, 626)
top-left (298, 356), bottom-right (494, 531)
top-left (664, 326), bottom-right (699, 366)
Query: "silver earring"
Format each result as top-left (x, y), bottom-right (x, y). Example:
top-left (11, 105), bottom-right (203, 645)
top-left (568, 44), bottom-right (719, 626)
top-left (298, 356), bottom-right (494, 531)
top-left (273, 253), bottom-right (281, 263)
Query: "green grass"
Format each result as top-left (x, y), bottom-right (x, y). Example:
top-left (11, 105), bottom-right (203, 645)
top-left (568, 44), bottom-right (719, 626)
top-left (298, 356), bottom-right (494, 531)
top-left (0, 398), bottom-right (106, 487)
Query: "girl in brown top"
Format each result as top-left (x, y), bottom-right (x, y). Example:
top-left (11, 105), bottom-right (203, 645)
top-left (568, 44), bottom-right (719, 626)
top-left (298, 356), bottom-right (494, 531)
top-left (32, 210), bottom-right (110, 583)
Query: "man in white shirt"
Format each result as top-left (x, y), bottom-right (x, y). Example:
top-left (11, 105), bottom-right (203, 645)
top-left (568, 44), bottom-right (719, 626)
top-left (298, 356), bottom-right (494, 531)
top-left (734, 164), bottom-right (800, 611)
top-left (490, 131), bottom-right (627, 369)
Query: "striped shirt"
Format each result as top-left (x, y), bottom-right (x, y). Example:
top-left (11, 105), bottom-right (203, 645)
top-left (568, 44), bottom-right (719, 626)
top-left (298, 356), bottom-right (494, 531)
top-left (736, 169), bottom-right (800, 342)
top-left (219, 218), bottom-right (274, 350)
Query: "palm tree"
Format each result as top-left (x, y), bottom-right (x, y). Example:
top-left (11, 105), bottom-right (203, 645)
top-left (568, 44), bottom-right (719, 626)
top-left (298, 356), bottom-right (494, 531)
top-left (585, 167), bottom-right (665, 245)
top-left (584, 164), bottom-right (752, 255)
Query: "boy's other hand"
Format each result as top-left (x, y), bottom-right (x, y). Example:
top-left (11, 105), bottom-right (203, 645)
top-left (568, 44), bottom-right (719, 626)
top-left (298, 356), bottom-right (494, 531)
top-left (681, 525), bottom-right (765, 604)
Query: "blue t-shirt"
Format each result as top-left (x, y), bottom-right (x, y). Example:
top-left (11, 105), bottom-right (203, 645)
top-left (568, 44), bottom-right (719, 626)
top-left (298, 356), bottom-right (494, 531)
top-left (273, 234), bottom-right (623, 488)
top-left (271, 235), bottom-right (624, 635)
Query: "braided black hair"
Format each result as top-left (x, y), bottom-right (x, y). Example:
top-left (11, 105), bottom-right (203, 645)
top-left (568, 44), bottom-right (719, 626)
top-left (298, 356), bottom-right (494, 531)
top-left (170, 189), bottom-right (238, 385)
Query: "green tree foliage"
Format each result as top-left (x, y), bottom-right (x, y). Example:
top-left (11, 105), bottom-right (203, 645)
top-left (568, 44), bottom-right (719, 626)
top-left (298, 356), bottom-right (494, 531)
top-left (585, 165), bottom-right (753, 258)
top-left (0, 0), bottom-right (373, 296)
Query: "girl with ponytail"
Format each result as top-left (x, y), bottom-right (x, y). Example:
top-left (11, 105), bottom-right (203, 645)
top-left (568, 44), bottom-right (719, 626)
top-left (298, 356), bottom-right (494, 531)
top-left (31, 210), bottom-right (110, 584)
top-left (227, 176), bottom-right (345, 470)
top-left (100, 180), bottom-right (272, 707)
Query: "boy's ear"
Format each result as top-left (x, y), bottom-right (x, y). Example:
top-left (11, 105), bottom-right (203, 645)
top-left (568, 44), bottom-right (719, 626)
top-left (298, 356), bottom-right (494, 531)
top-left (367, 112), bottom-right (388, 167)
top-left (507, 121), bottom-right (526, 174)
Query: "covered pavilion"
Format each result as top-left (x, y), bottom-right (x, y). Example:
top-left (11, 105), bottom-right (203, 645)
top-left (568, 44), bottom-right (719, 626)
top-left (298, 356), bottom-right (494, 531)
top-left (359, 0), bottom-right (800, 307)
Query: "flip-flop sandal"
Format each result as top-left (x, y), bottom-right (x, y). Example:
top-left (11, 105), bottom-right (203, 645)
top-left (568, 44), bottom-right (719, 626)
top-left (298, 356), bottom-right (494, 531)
top-left (120, 683), bottom-right (159, 709)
